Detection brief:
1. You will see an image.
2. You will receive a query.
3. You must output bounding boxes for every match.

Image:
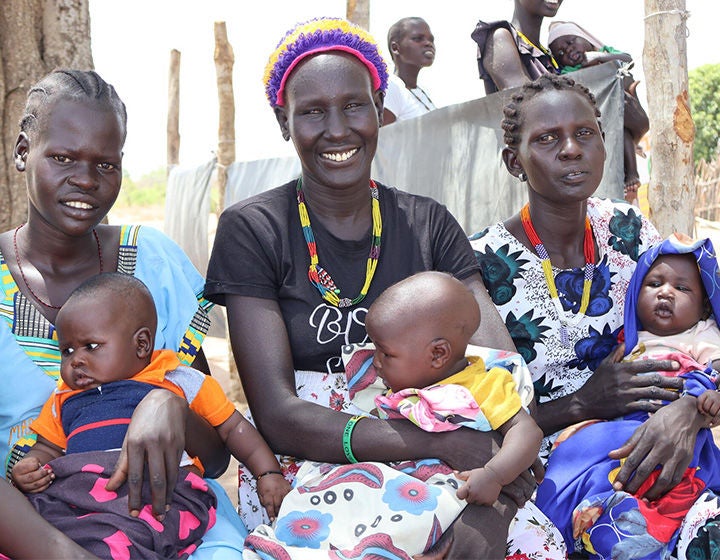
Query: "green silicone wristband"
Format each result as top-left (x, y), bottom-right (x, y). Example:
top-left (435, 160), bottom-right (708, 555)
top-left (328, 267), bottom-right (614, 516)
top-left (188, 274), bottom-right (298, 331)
top-left (342, 415), bottom-right (364, 463)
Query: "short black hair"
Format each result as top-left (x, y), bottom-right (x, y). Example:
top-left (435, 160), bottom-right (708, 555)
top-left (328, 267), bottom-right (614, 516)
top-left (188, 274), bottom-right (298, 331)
top-left (387, 17), bottom-right (427, 63)
top-left (65, 272), bottom-right (157, 334)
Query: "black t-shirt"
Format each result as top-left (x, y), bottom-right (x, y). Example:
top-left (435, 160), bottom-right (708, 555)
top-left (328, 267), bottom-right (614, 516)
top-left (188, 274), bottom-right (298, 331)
top-left (205, 180), bottom-right (479, 374)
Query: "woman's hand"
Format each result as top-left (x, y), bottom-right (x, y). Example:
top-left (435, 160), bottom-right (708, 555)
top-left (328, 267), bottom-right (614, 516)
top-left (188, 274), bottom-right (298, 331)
top-left (573, 345), bottom-right (682, 419)
top-left (106, 390), bottom-right (188, 519)
top-left (609, 395), bottom-right (707, 500)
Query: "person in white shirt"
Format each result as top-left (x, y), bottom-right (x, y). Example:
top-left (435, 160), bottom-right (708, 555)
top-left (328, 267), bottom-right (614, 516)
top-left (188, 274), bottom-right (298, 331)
top-left (383, 17), bottom-right (437, 124)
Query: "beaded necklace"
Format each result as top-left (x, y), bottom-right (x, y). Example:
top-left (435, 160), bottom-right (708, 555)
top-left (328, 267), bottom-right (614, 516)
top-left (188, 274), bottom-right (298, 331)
top-left (13, 223), bottom-right (103, 310)
top-left (407, 86), bottom-right (435, 112)
top-left (515, 29), bottom-right (560, 70)
top-left (296, 178), bottom-right (382, 308)
top-left (519, 204), bottom-right (594, 346)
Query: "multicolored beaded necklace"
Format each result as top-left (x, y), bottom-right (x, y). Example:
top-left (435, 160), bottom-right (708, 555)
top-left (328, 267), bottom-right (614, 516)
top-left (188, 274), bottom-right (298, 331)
top-left (296, 178), bottom-right (382, 308)
top-left (520, 204), bottom-right (595, 346)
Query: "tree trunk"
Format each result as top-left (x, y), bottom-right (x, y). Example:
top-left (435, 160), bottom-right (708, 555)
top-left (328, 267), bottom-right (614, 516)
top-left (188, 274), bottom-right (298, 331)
top-left (0, 0), bottom-right (92, 231)
top-left (643, 0), bottom-right (694, 236)
top-left (167, 49), bottom-right (181, 173)
top-left (346, 0), bottom-right (370, 30)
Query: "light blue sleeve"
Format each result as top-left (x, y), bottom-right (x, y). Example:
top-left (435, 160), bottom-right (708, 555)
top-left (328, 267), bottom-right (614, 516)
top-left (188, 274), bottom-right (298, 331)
top-left (133, 226), bottom-right (211, 361)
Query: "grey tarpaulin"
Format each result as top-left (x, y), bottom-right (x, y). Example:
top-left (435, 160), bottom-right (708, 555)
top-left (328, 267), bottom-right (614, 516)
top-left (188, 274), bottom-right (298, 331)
top-left (164, 61), bottom-right (624, 272)
top-left (372, 61), bottom-right (625, 235)
top-left (164, 158), bottom-right (215, 273)
top-left (224, 156), bottom-right (301, 207)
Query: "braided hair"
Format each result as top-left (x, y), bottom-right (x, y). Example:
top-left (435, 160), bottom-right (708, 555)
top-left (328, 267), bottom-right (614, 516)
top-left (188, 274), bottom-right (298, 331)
top-left (20, 70), bottom-right (127, 141)
top-left (501, 74), bottom-right (601, 147)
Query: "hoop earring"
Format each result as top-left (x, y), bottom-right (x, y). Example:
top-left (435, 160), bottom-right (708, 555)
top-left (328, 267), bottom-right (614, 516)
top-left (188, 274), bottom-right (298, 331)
top-left (518, 172), bottom-right (527, 182)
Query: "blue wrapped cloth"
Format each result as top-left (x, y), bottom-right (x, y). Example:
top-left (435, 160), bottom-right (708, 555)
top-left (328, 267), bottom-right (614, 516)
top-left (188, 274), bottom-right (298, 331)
top-left (536, 234), bottom-right (720, 559)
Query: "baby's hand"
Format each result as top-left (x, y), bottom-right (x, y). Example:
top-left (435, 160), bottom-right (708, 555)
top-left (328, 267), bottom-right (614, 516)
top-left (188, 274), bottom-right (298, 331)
top-left (698, 391), bottom-right (720, 426)
top-left (455, 467), bottom-right (503, 506)
top-left (12, 457), bottom-right (54, 493)
top-left (257, 472), bottom-right (291, 522)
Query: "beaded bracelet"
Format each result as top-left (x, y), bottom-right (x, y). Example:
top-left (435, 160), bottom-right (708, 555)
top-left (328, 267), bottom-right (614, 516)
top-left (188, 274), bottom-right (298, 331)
top-left (256, 470), bottom-right (283, 480)
top-left (342, 415), bottom-right (365, 463)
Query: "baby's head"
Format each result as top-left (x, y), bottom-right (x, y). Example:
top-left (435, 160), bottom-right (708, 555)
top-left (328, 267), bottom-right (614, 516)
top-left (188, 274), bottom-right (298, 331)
top-left (365, 271), bottom-right (480, 392)
top-left (636, 253), bottom-right (710, 337)
top-left (547, 21), bottom-right (603, 68)
top-left (56, 273), bottom-right (157, 390)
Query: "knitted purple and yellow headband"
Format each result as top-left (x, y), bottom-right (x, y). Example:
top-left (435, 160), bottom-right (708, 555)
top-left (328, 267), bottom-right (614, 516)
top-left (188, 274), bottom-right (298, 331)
top-left (264, 17), bottom-right (389, 108)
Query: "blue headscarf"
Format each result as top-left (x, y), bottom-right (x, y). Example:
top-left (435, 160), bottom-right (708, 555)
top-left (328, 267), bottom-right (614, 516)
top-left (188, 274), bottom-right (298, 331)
top-left (623, 234), bottom-right (720, 357)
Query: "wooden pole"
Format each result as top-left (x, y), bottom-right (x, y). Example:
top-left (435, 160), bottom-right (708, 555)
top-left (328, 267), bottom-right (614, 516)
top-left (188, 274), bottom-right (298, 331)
top-left (346, 0), bottom-right (370, 30)
top-left (167, 49), bottom-right (181, 173)
top-left (643, 0), bottom-right (695, 236)
top-left (213, 21), bottom-right (243, 399)
top-left (213, 21), bottom-right (235, 214)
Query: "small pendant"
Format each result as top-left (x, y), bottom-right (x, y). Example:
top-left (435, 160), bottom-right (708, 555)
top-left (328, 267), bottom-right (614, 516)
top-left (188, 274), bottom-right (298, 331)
top-left (338, 298), bottom-right (353, 308)
top-left (560, 326), bottom-right (570, 348)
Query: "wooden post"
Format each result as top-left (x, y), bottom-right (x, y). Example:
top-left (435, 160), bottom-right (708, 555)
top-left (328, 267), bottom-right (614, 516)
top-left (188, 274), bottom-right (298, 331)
top-left (643, 0), bottom-right (695, 236)
top-left (213, 21), bottom-right (243, 399)
top-left (167, 49), bottom-right (181, 173)
top-left (214, 21), bottom-right (235, 215)
top-left (346, 0), bottom-right (370, 30)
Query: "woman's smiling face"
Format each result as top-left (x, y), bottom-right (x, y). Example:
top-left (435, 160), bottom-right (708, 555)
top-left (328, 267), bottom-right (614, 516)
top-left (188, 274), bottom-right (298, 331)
top-left (274, 52), bottom-right (383, 192)
top-left (18, 97), bottom-right (124, 236)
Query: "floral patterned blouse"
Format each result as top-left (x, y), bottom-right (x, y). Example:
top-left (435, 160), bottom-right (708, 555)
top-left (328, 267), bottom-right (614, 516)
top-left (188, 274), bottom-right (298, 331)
top-left (470, 197), bottom-right (661, 458)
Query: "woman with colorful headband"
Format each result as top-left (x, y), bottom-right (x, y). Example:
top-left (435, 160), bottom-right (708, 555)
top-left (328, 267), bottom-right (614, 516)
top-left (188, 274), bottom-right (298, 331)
top-left (205, 17), bottom-right (563, 559)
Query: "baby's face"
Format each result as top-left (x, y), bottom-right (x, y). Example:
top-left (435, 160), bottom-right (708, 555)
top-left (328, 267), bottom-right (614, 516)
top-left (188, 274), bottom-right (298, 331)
top-left (636, 254), bottom-right (707, 337)
top-left (57, 298), bottom-right (141, 390)
top-left (366, 316), bottom-right (438, 393)
top-left (549, 35), bottom-right (594, 67)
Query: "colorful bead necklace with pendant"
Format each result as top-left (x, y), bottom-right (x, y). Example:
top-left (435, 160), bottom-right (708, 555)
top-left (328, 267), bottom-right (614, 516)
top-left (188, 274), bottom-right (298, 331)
top-left (296, 178), bottom-right (382, 308)
top-left (520, 204), bottom-right (595, 346)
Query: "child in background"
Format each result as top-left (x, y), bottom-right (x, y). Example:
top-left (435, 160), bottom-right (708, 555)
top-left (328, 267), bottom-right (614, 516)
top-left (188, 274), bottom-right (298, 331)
top-left (536, 234), bottom-right (720, 559)
top-left (365, 270), bottom-right (543, 507)
top-left (383, 16), bottom-right (437, 124)
top-left (12, 273), bottom-right (290, 559)
top-left (548, 20), bottom-right (648, 206)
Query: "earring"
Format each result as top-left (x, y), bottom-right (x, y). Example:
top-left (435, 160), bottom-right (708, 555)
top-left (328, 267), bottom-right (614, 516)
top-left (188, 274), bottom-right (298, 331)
top-left (518, 172), bottom-right (527, 182)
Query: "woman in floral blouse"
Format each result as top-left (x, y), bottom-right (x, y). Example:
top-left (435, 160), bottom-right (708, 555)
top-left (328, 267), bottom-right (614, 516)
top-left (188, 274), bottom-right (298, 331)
top-left (471, 74), bottom-right (719, 558)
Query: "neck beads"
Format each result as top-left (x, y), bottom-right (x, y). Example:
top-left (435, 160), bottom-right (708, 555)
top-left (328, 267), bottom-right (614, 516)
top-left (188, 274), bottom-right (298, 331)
top-left (296, 178), bottom-right (382, 308)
